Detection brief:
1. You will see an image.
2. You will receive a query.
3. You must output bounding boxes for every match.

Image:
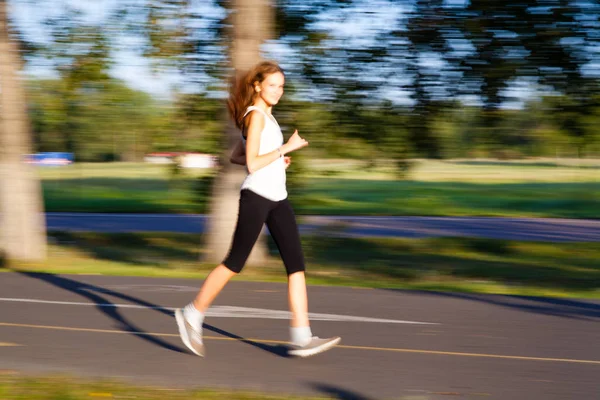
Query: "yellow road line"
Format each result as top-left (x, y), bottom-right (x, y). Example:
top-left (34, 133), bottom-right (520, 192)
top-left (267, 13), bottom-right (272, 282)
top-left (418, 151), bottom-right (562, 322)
top-left (0, 322), bottom-right (287, 345)
top-left (1, 322), bottom-right (599, 365)
top-left (0, 342), bottom-right (22, 347)
top-left (334, 344), bottom-right (600, 364)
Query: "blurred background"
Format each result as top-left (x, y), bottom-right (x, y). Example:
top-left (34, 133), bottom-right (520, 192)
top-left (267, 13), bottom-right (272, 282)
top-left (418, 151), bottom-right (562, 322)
top-left (1, 3), bottom-right (600, 398)
top-left (11, 0), bottom-right (600, 161)
top-left (0, 0), bottom-right (599, 295)
top-left (12, 0), bottom-right (600, 163)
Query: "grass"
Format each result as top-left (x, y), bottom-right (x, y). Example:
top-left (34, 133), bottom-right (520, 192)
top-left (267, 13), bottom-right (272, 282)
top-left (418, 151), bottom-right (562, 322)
top-left (41, 163), bottom-right (211, 214)
top-left (0, 375), bottom-right (324, 400)
top-left (296, 179), bottom-right (599, 217)
top-left (3, 231), bottom-right (599, 299)
top-left (39, 159), bottom-right (600, 217)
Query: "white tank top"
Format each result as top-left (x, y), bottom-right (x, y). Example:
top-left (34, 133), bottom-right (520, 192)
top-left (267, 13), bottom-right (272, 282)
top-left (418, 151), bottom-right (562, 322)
top-left (240, 106), bottom-right (287, 201)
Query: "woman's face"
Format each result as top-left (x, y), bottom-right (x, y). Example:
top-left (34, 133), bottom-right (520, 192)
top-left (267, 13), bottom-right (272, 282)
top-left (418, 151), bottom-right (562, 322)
top-left (256, 72), bottom-right (285, 107)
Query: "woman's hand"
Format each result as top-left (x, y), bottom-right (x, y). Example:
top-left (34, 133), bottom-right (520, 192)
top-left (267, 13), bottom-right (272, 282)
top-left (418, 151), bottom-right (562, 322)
top-left (284, 156), bottom-right (291, 169)
top-left (281, 130), bottom-right (308, 154)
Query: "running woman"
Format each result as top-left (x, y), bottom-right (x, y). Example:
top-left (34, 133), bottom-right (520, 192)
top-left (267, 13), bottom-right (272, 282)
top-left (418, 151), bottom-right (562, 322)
top-left (175, 61), bottom-right (341, 358)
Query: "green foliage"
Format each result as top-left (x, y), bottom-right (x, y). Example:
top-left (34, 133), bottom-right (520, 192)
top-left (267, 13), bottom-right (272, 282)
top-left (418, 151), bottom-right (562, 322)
top-left (541, 93), bottom-right (600, 157)
top-left (27, 79), bottom-right (173, 161)
top-left (171, 93), bottom-right (225, 154)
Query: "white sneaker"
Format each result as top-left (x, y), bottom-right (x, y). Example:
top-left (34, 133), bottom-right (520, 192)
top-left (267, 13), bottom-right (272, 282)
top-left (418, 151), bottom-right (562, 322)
top-left (175, 308), bottom-right (205, 357)
top-left (288, 336), bottom-right (341, 358)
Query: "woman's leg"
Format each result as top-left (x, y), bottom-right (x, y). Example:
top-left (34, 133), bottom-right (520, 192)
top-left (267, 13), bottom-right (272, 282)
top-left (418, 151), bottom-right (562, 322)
top-left (176, 190), bottom-right (272, 356)
top-left (265, 200), bottom-right (309, 327)
top-left (288, 271), bottom-right (309, 327)
top-left (192, 264), bottom-right (237, 313)
top-left (194, 190), bottom-right (272, 310)
top-left (266, 199), bottom-right (341, 356)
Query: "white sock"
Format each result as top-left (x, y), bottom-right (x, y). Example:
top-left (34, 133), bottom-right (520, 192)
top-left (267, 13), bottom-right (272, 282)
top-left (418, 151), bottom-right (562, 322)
top-left (290, 326), bottom-right (312, 347)
top-left (183, 303), bottom-right (204, 331)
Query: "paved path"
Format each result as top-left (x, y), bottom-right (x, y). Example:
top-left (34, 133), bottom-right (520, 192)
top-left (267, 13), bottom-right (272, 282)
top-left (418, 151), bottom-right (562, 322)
top-left (46, 213), bottom-right (600, 242)
top-left (1, 272), bottom-right (599, 399)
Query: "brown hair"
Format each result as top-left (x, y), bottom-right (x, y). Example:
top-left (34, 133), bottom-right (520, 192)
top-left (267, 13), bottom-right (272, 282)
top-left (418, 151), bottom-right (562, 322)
top-left (227, 61), bottom-right (285, 130)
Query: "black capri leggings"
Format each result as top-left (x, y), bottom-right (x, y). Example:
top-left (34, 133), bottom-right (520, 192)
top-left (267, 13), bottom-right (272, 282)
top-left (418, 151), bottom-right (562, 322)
top-left (222, 189), bottom-right (306, 275)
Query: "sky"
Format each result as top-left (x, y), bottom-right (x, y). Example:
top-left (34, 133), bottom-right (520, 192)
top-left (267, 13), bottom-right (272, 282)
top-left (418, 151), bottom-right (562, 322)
top-left (12, 0), bottom-right (184, 98)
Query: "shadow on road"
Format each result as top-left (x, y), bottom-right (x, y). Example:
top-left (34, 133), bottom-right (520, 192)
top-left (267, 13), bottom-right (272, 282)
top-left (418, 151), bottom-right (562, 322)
top-left (309, 382), bottom-right (374, 400)
top-left (301, 235), bottom-right (599, 290)
top-left (403, 289), bottom-right (600, 321)
top-left (19, 271), bottom-right (186, 354)
top-left (47, 231), bottom-right (201, 267)
top-left (18, 272), bottom-right (290, 357)
top-left (203, 323), bottom-right (290, 357)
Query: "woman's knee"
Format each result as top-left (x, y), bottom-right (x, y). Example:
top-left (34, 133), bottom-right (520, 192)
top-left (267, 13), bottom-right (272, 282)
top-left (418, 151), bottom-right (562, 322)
top-left (285, 263), bottom-right (306, 276)
top-left (222, 260), bottom-right (244, 274)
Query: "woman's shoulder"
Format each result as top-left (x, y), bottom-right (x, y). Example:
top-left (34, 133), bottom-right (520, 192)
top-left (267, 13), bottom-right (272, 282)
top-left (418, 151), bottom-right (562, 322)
top-left (244, 109), bottom-right (267, 133)
top-left (244, 105), bottom-right (264, 116)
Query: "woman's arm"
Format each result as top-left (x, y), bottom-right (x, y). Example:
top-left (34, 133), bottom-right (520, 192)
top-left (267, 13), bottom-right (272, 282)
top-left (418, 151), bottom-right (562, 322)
top-left (230, 139), bottom-right (246, 165)
top-left (245, 111), bottom-right (309, 174)
top-left (244, 112), bottom-right (284, 174)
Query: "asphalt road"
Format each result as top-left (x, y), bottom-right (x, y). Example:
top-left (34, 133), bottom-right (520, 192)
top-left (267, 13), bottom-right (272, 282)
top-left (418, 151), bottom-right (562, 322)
top-left (46, 213), bottom-right (600, 242)
top-left (1, 272), bottom-right (599, 399)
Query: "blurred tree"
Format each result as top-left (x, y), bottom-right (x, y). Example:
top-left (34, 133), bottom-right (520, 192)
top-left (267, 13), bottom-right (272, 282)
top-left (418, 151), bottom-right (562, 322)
top-left (27, 79), bottom-right (69, 153)
top-left (408, 0), bottom-right (600, 155)
top-left (126, 0), bottom-right (273, 264)
top-left (543, 90), bottom-right (600, 158)
top-left (0, 0), bottom-right (46, 261)
top-left (171, 92), bottom-right (224, 154)
top-left (404, 1), bottom-right (458, 158)
top-left (275, 0), bottom-right (416, 169)
top-left (203, 0), bottom-right (273, 264)
top-left (43, 11), bottom-right (113, 161)
top-left (27, 78), bottom-right (173, 161)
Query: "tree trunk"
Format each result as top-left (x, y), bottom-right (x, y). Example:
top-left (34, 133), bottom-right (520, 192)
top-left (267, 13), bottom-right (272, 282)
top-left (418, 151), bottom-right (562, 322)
top-left (0, 0), bottom-right (47, 261)
top-left (202, 0), bottom-right (273, 265)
